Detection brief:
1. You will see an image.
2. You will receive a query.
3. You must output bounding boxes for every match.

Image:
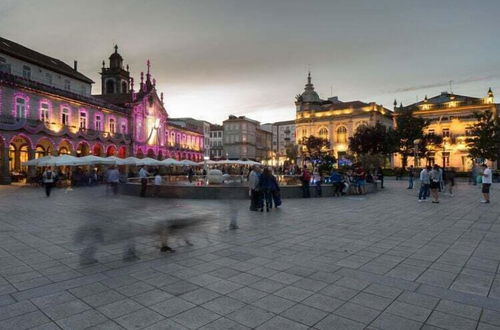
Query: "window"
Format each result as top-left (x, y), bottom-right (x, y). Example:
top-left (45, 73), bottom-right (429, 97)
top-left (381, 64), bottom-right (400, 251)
top-left (106, 80), bottom-right (114, 94)
top-left (336, 126), bottom-right (347, 143)
top-left (15, 97), bottom-right (26, 120)
top-left (218, 131), bottom-right (222, 138)
top-left (64, 80), bottom-right (71, 91)
top-left (121, 81), bottom-right (127, 93)
top-left (0, 57), bottom-right (11, 73)
top-left (40, 102), bottom-right (49, 122)
top-left (22, 65), bottom-right (31, 79)
top-left (442, 128), bottom-right (450, 138)
top-left (301, 128), bottom-right (307, 137)
top-left (95, 115), bottom-right (102, 131)
top-left (428, 129), bottom-right (435, 135)
top-left (109, 118), bottom-right (115, 133)
top-left (121, 120), bottom-right (127, 134)
top-left (319, 127), bottom-right (328, 139)
top-left (61, 107), bottom-right (69, 125)
top-left (465, 127), bottom-right (472, 136)
top-left (79, 111), bottom-right (87, 129)
top-left (45, 73), bottom-right (52, 85)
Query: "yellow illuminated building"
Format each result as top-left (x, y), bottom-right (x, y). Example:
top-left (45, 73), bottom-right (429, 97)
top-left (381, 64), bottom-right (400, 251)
top-left (393, 89), bottom-right (498, 171)
top-left (295, 73), bottom-right (393, 160)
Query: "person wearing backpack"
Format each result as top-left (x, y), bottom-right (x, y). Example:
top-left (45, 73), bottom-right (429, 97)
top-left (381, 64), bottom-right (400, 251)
top-left (42, 167), bottom-right (57, 197)
top-left (301, 165), bottom-right (311, 198)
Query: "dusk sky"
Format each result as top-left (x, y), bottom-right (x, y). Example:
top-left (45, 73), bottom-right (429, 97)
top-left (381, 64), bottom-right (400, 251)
top-left (1, 0), bottom-right (499, 124)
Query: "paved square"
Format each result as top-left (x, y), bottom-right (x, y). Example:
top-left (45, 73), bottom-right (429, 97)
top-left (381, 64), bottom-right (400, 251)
top-left (0, 181), bottom-right (498, 329)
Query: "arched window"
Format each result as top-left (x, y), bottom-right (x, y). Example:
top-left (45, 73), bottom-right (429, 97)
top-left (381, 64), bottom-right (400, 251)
top-left (318, 127), bottom-right (328, 139)
top-left (121, 81), bottom-right (127, 94)
top-left (106, 80), bottom-right (115, 94)
top-left (336, 126), bottom-right (347, 143)
top-left (15, 97), bottom-right (26, 120)
top-left (121, 119), bottom-right (127, 134)
top-left (61, 107), bottom-right (70, 126)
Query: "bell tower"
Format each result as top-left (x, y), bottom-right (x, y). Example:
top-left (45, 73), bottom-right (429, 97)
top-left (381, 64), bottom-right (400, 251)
top-left (100, 45), bottom-right (131, 95)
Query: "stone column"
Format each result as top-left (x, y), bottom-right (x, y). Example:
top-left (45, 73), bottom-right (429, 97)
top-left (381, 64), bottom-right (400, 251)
top-left (0, 146), bottom-right (11, 184)
top-left (28, 148), bottom-right (35, 177)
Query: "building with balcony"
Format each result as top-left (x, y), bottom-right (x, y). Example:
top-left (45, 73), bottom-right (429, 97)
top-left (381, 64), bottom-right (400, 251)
top-left (394, 90), bottom-right (498, 170)
top-left (209, 124), bottom-right (224, 160)
top-left (168, 117), bottom-right (211, 158)
top-left (0, 37), bottom-right (204, 184)
top-left (262, 119), bottom-right (296, 165)
top-left (222, 115), bottom-right (271, 161)
top-left (295, 72), bottom-right (393, 161)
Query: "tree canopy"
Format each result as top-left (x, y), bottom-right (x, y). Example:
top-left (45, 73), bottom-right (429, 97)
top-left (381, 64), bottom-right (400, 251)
top-left (393, 109), bottom-right (429, 168)
top-left (348, 123), bottom-right (397, 156)
top-left (466, 110), bottom-right (500, 162)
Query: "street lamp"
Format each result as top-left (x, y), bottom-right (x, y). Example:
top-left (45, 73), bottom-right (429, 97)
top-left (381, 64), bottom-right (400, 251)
top-left (413, 139), bottom-right (421, 168)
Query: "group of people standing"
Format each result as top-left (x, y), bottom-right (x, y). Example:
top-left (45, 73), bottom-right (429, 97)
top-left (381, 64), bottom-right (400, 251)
top-left (248, 166), bottom-right (281, 212)
top-left (413, 163), bottom-right (492, 204)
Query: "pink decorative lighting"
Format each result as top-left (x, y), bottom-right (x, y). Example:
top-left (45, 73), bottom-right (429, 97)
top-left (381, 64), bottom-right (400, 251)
top-left (12, 92), bottom-right (30, 118)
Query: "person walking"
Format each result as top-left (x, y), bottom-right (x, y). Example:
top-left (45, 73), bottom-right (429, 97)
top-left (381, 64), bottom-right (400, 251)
top-left (248, 166), bottom-right (261, 211)
top-left (418, 166), bottom-right (431, 202)
top-left (42, 167), bottom-right (57, 197)
top-left (429, 164), bottom-right (441, 203)
top-left (138, 166), bottom-right (150, 197)
top-left (407, 165), bottom-right (414, 189)
top-left (107, 165), bottom-right (120, 195)
top-left (480, 164), bottom-right (492, 203)
top-left (300, 165), bottom-right (311, 198)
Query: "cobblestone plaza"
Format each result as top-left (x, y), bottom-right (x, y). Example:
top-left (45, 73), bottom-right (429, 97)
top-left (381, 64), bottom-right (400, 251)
top-left (0, 182), bottom-right (498, 329)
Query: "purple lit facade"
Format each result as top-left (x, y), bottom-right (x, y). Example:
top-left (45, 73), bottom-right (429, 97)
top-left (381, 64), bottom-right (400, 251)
top-left (0, 38), bottom-right (203, 184)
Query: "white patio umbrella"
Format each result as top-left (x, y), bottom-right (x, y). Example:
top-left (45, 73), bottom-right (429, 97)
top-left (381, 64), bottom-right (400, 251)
top-left (121, 157), bottom-right (142, 166)
top-left (180, 159), bottom-right (198, 166)
top-left (160, 158), bottom-right (182, 166)
top-left (37, 154), bottom-right (80, 167)
top-left (136, 157), bottom-right (161, 166)
top-left (22, 155), bottom-right (55, 166)
top-left (76, 155), bottom-right (115, 166)
top-left (244, 160), bottom-right (262, 166)
top-left (106, 156), bottom-right (128, 166)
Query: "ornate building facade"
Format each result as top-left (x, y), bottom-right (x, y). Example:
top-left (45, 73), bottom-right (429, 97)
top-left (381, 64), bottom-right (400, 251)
top-left (295, 73), bottom-right (393, 160)
top-left (394, 91), bottom-right (498, 170)
top-left (0, 37), bottom-right (203, 184)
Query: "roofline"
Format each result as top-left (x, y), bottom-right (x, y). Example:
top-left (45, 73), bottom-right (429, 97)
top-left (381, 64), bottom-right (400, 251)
top-left (0, 37), bottom-right (94, 84)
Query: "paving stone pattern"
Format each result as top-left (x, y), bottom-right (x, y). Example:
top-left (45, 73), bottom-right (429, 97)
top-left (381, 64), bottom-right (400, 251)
top-left (0, 181), bottom-right (498, 329)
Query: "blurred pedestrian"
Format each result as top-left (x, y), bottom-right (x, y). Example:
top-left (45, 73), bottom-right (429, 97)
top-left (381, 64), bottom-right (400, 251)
top-left (42, 167), bottom-right (57, 197)
top-left (301, 165), bottom-right (311, 198)
top-left (153, 171), bottom-right (162, 197)
top-left (259, 167), bottom-right (279, 212)
top-left (429, 164), bottom-right (440, 203)
top-left (446, 167), bottom-right (455, 196)
top-left (418, 166), bottom-right (431, 202)
top-left (249, 166), bottom-right (261, 211)
top-left (139, 166), bottom-right (150, 197)
top-left (107, 165), bottom-right (120, 195)
top-left (480, 163), bottom-right (492, 203)
top-left (376, 166), bottom-right (384, 189)
top-left (407, 165), bottom-right (414, 189)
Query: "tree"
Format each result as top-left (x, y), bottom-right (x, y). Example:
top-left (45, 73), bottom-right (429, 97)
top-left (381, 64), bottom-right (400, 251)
top-left (348, 123), bottom-right (397, 156)
top-left (393, 109), bottom-right (428, 168)
top-left (302, 135), bottom-right (330, 160)
top-left (285, 144), bottom-right (299, 162)
top-left (420, 133), bottom-right (443, 163)
top-left (466, 110), bottom-right (500, 162)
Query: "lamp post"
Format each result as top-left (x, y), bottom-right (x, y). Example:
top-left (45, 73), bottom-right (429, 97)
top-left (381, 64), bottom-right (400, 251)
top-left (413, 139), bottom-right (421, 168)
